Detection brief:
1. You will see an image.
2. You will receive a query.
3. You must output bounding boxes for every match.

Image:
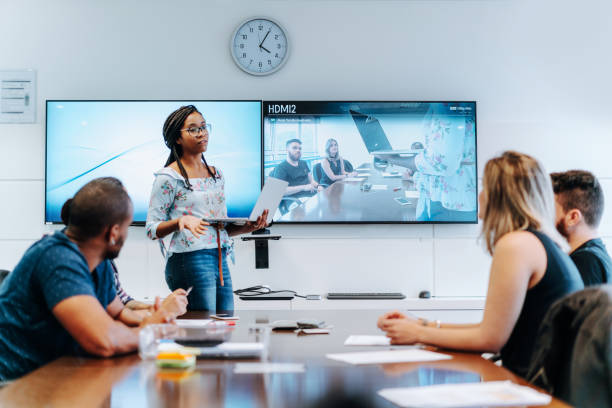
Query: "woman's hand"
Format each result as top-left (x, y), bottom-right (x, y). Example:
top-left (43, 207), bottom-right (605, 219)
top-left (158, 289), bottom-right (188, 318)
top-left (380, 317), bottom-right (422, 345)
top-left (244, 209), bottom-right (269, 233)
top-left (142, 289), bottom-right (188, 325)
top-left (377, 310), bottom-right (407, 329)
top-left (178, 215), bottom-right (209, 238)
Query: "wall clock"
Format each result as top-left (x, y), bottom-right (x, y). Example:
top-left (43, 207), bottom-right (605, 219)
top-left (231, 17), bottom-right (289, 76)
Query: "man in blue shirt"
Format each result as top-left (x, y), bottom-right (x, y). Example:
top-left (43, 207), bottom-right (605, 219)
top-left (0, 177), bottom-right (188, 381)
top-left (552, 170), bottom-right (612, 286)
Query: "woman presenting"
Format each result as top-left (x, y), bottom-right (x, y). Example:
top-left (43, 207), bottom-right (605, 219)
top-left (146, 105), bottom-right (267, 312)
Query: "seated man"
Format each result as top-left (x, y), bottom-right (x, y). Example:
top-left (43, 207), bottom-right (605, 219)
top-left (61, 199), bottom-right (151, 318)
top-left (274, 138), bottom-right (322, 198)
top-left (0, 177), bottom-right (188, 381)
top-left (552, 170), bottom-right (612, 285)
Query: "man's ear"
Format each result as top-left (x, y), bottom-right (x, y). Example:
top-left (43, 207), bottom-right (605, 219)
top-left (566, 208), bottom-right (583, 226)
top-left (108, 224), bottom-right (121, 245)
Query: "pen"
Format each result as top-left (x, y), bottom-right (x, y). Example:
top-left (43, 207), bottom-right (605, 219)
top-left (186, 286), bottom-right (193, 296)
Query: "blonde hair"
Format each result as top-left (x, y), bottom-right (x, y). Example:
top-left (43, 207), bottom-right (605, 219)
top-left (480, 151), bottom-right (567, 255)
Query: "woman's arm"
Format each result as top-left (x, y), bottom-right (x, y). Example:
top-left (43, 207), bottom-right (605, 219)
top-left (380, 231), bottom-right (545, 352)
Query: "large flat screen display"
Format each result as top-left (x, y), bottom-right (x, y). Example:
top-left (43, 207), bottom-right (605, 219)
top-left (263, 101), bottom-right (477, 223)
top-left (46, 100), bottom-right (262, 224)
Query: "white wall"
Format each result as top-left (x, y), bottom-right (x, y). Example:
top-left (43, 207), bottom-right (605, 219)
top-left (1, 0), bottom-right (611, 303)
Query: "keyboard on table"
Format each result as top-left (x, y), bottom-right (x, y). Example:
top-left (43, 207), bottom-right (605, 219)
top-left (326, 292), bottom-right (406, 300)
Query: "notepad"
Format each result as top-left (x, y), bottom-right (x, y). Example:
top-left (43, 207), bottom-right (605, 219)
top-left (234, 363), bottom-right (305, 374)
top-left (344, 335), bottom-right (391, 346)
top-left (377, 381), bottom-right (552, 407)
top-left (405, 190), bottom-right (420, 198)
top-left (344, 177), bottom-right (366, 182)
top-left (371, 184), bottom-right (388, 190)
top-left (326, 349), bottom-right (451, 365)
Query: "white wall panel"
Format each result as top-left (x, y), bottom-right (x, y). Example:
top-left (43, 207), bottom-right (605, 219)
top-left (434, 239), bottom-right (491, 297)
top-left (1, 0), bottom-right (611, 306)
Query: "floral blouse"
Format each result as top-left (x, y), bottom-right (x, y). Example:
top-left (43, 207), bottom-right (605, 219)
top-left (413, 105), bottom-right (477, 215)
top-left (146, 167), bottom-right (231, 258)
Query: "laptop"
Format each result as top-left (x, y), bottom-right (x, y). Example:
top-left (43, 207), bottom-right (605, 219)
top-left (204, 177), bottom-right (288, 225)
top-left (350, 110), bottom-right (420, 156)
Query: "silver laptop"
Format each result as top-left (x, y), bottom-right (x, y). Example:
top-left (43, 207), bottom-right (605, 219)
top-left (350, 110), bottom-right (420, 156)
top-left (204, 177), bottom-right (289, 225)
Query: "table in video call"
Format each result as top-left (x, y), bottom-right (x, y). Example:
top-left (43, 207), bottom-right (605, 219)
top-left (279, 163), bottom-right (419, 223)
top-left (0, 310), bottom-right (568, 408)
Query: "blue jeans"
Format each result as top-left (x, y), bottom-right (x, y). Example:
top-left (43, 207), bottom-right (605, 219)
top-left (417, 200), bottom-right (477, 222)
top-left (165, 248), bottom-right (233, 313)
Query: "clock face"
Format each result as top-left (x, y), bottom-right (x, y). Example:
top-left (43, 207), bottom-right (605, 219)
top-left (231, 18), bottom-right (289, 76)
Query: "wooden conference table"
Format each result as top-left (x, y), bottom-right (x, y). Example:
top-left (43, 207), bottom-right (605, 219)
top-left (279, 164), bottom-right (419, 222)
top-left (0, 310), bottom-right (569, 408)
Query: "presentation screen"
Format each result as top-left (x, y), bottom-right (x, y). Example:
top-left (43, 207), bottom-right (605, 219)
top-left (46, 100), bottom-right (262, 224)
top-left (263, 101), bottom-right (477, 224)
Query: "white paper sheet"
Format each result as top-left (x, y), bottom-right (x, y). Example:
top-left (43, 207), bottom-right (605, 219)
top-left (326, 349), bottom-right (451, 365)
top-left (378, 381), bottom-right (552, 407)
top-left (234, 363), bottom-right (305, 374)
top-left (371, 185), bottom-right (388, 190)
top-left (344, 335), bottom-right (391, 346)
top-left (175, 319), bottom-right (212, 327)
top-left (344, 177), bottom-right (365, 182)
top-left (405, 190), bottom-right (420, 198)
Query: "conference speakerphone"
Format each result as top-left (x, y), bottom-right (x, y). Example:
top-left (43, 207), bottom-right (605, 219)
top-left (326, 292), bottom-right (406, 300)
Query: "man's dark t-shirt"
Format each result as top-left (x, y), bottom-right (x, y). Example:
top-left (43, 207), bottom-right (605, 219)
top-left (274, 160), bottom-right (315, 198)
top-left (0, 231), bottom-right (116, 381)
top-left (274, 160), bottom-right (311, 187)
top-left (570, 238), bottom-right (612, 286)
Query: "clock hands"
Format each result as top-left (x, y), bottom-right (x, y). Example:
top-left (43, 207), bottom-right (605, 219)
top-left (259, 29), bottom-right (271, 53)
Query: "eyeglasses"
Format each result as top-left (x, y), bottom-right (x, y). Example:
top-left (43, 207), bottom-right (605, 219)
top-left (181, 123), bottom-right (212, 137)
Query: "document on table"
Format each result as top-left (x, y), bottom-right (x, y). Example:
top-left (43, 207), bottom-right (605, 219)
top-left (175, 319), bottom-right (212, 327)
top-left (344, 335), bottom-right (391, 346)
top-left (344, 177), bottom-right (366, 182)
top-left (326, 349), bottom-right (451, 365)
top-left (371, 184), bottom-right (388, 190)
top-left (378, 381), bottom-right (552, 407)
top-left (405, 190), bottom-right (420, 198)
top-left (234, 363), bottom-right (305, 374)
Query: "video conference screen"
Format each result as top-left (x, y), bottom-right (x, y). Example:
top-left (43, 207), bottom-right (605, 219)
top-left (263, 101), bottom-right (477, 223)
top-left (45, 100), bottom-right (262, 224)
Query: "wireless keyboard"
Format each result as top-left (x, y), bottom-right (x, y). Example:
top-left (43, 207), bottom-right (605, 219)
top-left (326, 292), bottom-right (406, 300)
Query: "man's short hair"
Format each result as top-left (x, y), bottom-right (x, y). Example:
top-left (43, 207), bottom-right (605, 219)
top-left (286, 138), bottom-right (302, 148)
top-left (551, 170), bottom-right (604, 227)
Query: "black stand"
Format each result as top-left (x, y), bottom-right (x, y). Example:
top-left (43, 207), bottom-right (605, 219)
top-left (241, 229), bottom-right (281, 269)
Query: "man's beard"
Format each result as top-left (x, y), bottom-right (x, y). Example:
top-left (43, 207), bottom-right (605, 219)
top-left (289, 152), bottom-right (301, 162)
top-left (105, 235), bottom-right (125, 260)
top-left (556, 218), bottom-right (570, 240)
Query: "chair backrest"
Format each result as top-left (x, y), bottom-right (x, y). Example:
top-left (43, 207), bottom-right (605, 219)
top-left (343, 159), bottom-right (354, 173)
top-left (527, 285), bottom-right (612, 407)
top-left (313, 162), bottom-right (323, 184)
top-left (0, 270), bottom-right (9, 285)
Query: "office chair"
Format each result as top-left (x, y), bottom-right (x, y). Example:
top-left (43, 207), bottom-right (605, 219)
top-left (527, 285), bottom-right (612, 407)
top-left (312, 162), bottom-right (330, 188)
top-left (0, 270), bottom-right (9, 285)
top-left (343, 159), bottom-right (354, 173)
